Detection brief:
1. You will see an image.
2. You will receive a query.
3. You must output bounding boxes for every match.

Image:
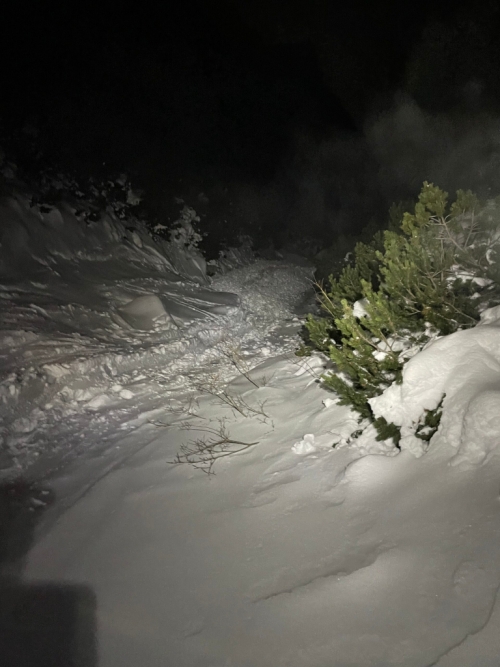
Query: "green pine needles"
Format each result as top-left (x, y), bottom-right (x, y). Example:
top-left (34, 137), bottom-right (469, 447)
top-left (302, 182), bottom-right (500, 444)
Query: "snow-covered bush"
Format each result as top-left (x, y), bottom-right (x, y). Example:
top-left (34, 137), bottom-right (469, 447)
top-left (207, 235), bottom-right (255, 275)
top-left (153, 204), bottom-right (204, 251)
top-left (152, 204), bottom-right (208, 284)
top-left (302, 182), bottom-right (500, 443)
top-left (0, 144), bottom-right (213, 284)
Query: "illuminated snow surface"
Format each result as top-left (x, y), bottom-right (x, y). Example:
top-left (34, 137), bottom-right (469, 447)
top-left (2, 195), bottom-right (500, 666)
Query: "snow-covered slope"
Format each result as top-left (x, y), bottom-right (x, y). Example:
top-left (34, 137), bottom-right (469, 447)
top-left (20, 344), bottom-right (500, 667)
top-left (3, 188), bottom-right (500, 666)
top-left (0, 194), bottom-right (314, 476)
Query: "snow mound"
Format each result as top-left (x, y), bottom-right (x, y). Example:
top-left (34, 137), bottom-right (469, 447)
top-left (370, 307), bottom-right (500, 463)
top-left (117, 295), bottom-right (176, 331)
top-left (292, 433), bottom-right (317, 455)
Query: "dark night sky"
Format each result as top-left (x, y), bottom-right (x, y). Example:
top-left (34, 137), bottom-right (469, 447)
top-left (2, 1), bottom-right (360, 173)
top-left (2, 0), bottom-right (500, 247)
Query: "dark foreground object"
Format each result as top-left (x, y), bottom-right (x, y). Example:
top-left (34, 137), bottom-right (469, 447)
top-left (0, 580), bottom-right (97, 667)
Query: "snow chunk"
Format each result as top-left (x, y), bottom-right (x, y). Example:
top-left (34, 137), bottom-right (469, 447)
top-left (11, 417), bottom-right (37, 434)
top-left (43, 363), bottom-right (71, 380)
top-left (292, 433), bottom-right (317, 455)
top-left (322, 397), bottom-right (337, 408)
top-left (353, 298), bottom-right (369, 318)
top-left (119, 389), bottom-right (134, 400)
top-left (85, 394), bottom-right (113, 410)
top-left (131, 231), bottom-right (143, 248)
top-left (74, 388), bottom-right (97, 403)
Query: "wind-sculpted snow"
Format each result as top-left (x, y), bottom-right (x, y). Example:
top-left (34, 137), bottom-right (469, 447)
top-left (0, 195), bottom-right (314, 474)
top-left (0, 196), bottom-right (206, 283)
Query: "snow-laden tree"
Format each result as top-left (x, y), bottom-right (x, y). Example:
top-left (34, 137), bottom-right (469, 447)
top-left (301, 182), bottom-right (500, 443)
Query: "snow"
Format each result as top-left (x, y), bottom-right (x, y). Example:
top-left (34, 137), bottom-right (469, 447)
top-left (369, 316), bottom-right (500, 462)
top-left (2, 189), bottom-right (500, 666)
top-left (0, 194), bottom-right (311, 475)
top-left (353, 297), bottom-right (369, 318)
top-left (117, 294), bottom-right (177, 330)
top-left (291, 433), bottom-right (318, 454)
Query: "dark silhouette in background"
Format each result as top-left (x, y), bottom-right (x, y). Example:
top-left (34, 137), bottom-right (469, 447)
top-left (3, 0), bottom-right (500, 250)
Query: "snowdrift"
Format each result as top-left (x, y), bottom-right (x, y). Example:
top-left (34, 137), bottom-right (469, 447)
top-left (0, 193), bottom-right (314, 475)
top-left (371, 306), bottom-right (500, 464)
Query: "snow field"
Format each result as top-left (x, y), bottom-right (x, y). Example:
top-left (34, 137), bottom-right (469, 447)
top-left (22, 344), bottom-right (500, 666)
top-left (0, 195), bottom-right (314, 477)
top-left (3, 191), bottom-right (500, 665)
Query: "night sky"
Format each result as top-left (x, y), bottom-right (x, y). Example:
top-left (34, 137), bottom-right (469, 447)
top-left (2, 0), bottom-right (500, 248)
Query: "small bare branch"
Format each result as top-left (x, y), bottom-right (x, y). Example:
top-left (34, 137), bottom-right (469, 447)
top-left (216, 339), bottom-right (261, 387)
top-left (169, 420), bottom-right (259, 474)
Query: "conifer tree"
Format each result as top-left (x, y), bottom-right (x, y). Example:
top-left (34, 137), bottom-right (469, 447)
top-left (303, 183), bottom-right (500, 443)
